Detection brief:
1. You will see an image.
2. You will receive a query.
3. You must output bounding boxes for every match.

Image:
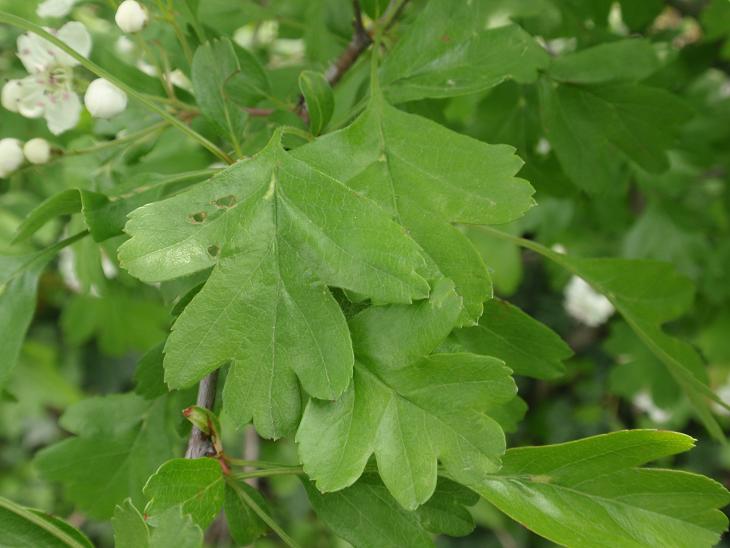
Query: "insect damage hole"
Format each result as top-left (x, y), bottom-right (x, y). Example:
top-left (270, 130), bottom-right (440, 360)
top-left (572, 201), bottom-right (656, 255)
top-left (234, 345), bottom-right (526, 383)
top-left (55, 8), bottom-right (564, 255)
top-left (214, 195), bottom-right (236, 209)
top-left (189, 211), bottom-right (207, 224)
top-left (207, 244), bottom-right (220, 258)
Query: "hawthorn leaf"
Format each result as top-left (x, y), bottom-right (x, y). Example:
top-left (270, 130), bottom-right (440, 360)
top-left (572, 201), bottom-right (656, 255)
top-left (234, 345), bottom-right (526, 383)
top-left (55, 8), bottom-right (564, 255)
top-left (191, 39), bottom-right (246, 144)
top-left (143, 458), bottom-right (225, 529)
top-left (293, 87), bottom-right (535, 325)
top-left (303, 475), bottom-right (477, 548)
top-left (380, 0), bottom-right (549, 102)
top-left (35, 393), bottom-right (182, 518)
top-left (297, 279), bottom-right (517, 510)
top-left (223, 481), bottom-right (269, 545)
top-left (473, 430), bottom-right (730, 548)
top-left (452, 299), bottom-right (572, 379)
top-left (119, 131), bottom-right (430, 438)
top-left (0, 496), bottom-right (92, 548)
top-left (548, 38), bottom-right (660, 84)
top-left (539, 79), bottom-right (693, 193)
top-left (113, 500), bottom-right (203, 548)
top-left (299, 70), bottom-right (334, 135)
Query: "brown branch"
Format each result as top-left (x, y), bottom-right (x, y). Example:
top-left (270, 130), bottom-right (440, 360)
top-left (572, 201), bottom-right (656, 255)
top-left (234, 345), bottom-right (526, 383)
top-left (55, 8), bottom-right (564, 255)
top-left (185, 370), bottom-right (219, 459)
top-left (295, 0), bottom-right (373, 121)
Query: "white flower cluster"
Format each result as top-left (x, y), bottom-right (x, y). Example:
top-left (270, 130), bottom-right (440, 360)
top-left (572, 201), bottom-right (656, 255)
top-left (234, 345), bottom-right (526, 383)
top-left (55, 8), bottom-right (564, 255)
top-left (2, 18), bottom-right (130, 136)
top-left (3, 21), bottom-right (91, 134)
top-left (0, 137), bottom-right (52, 178)
top-left (563, 275), bottom-right (615, 327)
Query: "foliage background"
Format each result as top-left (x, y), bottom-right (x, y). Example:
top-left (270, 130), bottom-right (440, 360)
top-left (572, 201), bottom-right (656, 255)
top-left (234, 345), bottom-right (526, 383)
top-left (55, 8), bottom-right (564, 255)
top-left (1, 0), bottom-right (730, 546)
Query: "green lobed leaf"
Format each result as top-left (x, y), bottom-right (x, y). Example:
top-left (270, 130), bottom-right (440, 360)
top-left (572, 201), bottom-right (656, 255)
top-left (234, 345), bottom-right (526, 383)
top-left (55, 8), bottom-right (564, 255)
top-left (35, 393), bottom-right (182, 518)
top-left (297, 279), bottom-right (516, 510)
top-left (294, 86), bottom-right (535, 325)
top-left (0, 496), bottom-right (92, 548)
top-left (473, 430), bottom-right (730, 548)
top-left (143, 458), bottom-right (225, 529)
top-left (452, 298), bottom-right (572, 379)
top-left (119, 131), bottom-right (430, 439)
top-left (299, 70), bottom-right (334, 135)
top-left (380, 0), bottom-right (549, 102)
top-left (548, 38), bottom-right (660, 84)
top-left (539, 79), bottom-right (693, 193)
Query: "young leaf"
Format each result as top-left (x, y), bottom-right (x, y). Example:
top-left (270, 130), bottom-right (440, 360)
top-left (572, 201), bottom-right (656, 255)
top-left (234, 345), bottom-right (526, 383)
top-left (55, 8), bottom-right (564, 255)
top-left (298, 70), bottom-right (334, 135)
top-left (548, 39), bottom-right (660, 84)
top-left (35, 394), bottom-right (182, 518)
top-left (224, 44), bottom-right (271, 108)
top-left (119, 131), bottom-right (430, 438)
top-left (473, 430), bottom-right (730, 548)
top-left (297, 279), bottom-right (517, 510)
top-left (113, 499), bottom-right (203, 548)
top-left (452, 299), bottom-right (572, 379)
top-left (143, 458), bottom-right (225, 529)
top-left (0, 496), bottom-right (92, 548)
top-left (293, 87), bottom-right (535, 325)
top-left (191, 39), bottom-right (246, 147)
top-left (380, 0), bottom-right (548, 102)
top-left (539, 79), bottom-right (693, 193)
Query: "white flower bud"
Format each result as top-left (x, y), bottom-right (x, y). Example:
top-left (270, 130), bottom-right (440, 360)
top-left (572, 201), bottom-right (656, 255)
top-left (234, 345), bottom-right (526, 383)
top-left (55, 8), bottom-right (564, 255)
top-left (0, 138), bottom-right (24, 178)
top-left (115, 0), bottom-right (148, 33)
top-left (563, 275), bottom-right (615, 327)
top-left (84, 78), bottom-right (128, 119)
top-left (23, 138), bottom-right (51, 165)
top-left (2, 80), bottom-right (23, 113)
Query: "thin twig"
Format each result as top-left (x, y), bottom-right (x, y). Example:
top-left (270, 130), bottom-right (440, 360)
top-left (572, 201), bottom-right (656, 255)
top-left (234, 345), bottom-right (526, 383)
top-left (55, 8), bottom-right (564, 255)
top-left (185, 370), bottom-right (219, 459)
top-left (295, 0), bottom-right (372, 121)
top-left (243, 426), bottom-right (260, 487)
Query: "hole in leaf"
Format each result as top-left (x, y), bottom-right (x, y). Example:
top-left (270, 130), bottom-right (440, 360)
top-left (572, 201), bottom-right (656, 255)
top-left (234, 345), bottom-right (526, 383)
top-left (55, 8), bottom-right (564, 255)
top-left (189, 211), bottom-right (207, 224)
top-left (214, 195), bottom-right (236, 209)
top-left (207, 244), bottom-right (220, 257)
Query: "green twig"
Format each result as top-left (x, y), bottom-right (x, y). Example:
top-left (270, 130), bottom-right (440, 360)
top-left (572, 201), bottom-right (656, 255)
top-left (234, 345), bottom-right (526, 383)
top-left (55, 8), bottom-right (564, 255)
top-left (64, 121), bottom-right (169, 156)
